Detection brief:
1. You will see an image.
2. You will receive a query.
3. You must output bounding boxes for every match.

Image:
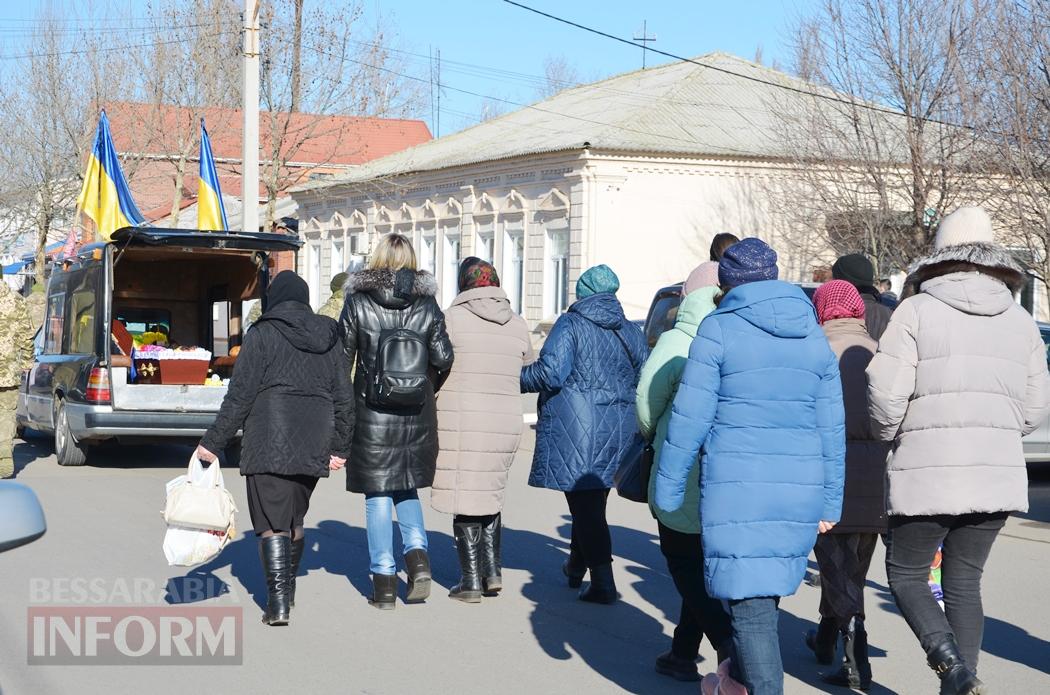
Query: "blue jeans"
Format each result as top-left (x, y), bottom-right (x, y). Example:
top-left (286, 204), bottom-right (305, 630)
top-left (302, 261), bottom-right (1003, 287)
top-left (728, 596), bottom-right (783, 695)
top-left (364, 490), bottom-right (428, 575)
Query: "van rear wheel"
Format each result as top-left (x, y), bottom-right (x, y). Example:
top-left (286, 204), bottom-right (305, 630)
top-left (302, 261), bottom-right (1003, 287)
top-left (54, 401), bottom-right (88, 467)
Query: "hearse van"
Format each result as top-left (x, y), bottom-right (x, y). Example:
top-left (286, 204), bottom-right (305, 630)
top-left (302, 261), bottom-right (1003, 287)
top-left (15, 227), bottom-right (300, 466)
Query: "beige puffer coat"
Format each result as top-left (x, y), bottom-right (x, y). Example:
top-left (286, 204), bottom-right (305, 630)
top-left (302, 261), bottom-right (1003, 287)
top-left (432, 287), bottom-right (535, 515)
top-left (867, 253), bottom-right (1050, 517)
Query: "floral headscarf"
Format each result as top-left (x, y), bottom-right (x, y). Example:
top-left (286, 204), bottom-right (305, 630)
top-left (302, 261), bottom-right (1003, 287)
top-left (813, 279), bottom-right (866, 325)
top-left (458, 257), bottom-right (500, 292)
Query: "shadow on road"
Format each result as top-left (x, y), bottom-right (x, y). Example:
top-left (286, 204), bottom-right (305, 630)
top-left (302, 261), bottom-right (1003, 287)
top-left (12, 435), bottom-right (52, 476)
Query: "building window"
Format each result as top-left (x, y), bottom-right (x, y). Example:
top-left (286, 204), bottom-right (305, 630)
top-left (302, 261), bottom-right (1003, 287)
top-left (502, 225), bottom-right (525, 314)
top-left (475, 217), bottom-right (495, 263)
top-left (307, 241), bottom-right (322, 309)
top-left (441, 225), bottom-right (461, 306)
top-left (419, 232), bottom-right (436, 274)
top-left (331, 239), bottom-right (345, 277)
top-left (544, 225), bottom-right (570, 317)
top-left (349, 229), bottom-right (365, 256)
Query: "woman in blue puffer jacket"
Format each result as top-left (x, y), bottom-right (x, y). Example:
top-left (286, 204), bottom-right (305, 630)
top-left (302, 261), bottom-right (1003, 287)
top-left (655, 238), bottom-right (845, 695)
top-left (521, 264), bottom-right (647, 604)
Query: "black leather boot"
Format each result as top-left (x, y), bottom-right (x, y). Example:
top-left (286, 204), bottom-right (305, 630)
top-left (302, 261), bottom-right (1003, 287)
top-left (854, 620), bottom-right (872, 690)
top-left (823, 625), bottom-right (864, 690)
top-left (258, 535), bottom-right (292, 626)
top-left (449, 522), bottom-right (483, 603)
top-left (579, 562), bottom-right (617, 604)
top-left (480, 514), bottom-right (503, 596)
top-left (927, 637), bottom-right (984, 695)
top-left (289, 537), bottom-right (305, 608)
top-left (806, 617), bottom-right (838, 665)
top-left (404, 548), bottom-right (432, 603)
top-left (369, 574), bottom-right (397, 610)
top-left (562, 547), bottom-right (586, 589)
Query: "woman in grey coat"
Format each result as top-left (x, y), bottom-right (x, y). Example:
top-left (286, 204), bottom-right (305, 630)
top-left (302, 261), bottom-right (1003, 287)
top-left (867, 207), bottom-right (1050, 695)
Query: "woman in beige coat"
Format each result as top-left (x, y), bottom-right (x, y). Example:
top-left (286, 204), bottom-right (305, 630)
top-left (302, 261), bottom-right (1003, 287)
top-left (867, 207), bottom-right (1050, 695)
top-left (433, 257), bottom-right (535, 602)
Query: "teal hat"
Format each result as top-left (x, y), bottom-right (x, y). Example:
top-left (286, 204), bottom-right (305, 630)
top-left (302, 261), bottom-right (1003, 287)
top-left (576, 264), bottom-right (620, 299)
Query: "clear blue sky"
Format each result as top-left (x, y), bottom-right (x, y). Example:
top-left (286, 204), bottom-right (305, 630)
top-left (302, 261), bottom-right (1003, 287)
top-left (377, 0), bottom-right (815, 134)
top-left (2, 0), bottom-right (815, 136)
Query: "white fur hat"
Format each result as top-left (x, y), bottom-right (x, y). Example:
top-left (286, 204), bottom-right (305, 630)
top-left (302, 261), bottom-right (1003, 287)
top-left (934, 206), bottom-right (994, 250)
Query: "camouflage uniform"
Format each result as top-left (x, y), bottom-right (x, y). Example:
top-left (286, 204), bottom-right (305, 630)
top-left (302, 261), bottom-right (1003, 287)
top-left (25, 287), bottom-right (46, 331)
top-left (0, 282), bottom-right (34, 478)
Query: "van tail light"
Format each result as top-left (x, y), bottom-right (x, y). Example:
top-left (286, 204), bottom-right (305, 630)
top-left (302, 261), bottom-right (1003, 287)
top-left (86, 368), bottom-right (111, 404)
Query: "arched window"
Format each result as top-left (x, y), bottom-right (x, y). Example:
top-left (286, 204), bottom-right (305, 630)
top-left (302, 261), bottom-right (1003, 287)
top-left (535, 189), bottom-right (570, 318)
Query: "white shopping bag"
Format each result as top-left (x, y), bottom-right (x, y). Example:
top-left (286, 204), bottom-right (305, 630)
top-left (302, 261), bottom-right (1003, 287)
top-left (163, 455), bottom-right (238, 531)
top-left (162, 455), bottom-right (237, 567)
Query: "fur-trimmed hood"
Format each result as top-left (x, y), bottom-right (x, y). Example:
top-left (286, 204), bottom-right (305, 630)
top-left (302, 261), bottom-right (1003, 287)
top-left (901, 242), bottom-right (1027, 299)
top-left (345, 268), bottom-right (437, 309)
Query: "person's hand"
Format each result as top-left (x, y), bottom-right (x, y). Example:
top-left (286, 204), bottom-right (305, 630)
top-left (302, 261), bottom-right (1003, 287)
top-left (195, 444), bottom-right (218, 463)
top-left (329, 455), bottom-right (346, 471)
top-left (818, 520), bottom-right (837, 534)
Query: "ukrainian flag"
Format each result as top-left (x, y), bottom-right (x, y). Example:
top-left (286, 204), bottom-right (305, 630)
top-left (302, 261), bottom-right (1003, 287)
top-left (77, 110), bottom-right (146, 241)
top-left (197, 119), bottom-right (228, 232)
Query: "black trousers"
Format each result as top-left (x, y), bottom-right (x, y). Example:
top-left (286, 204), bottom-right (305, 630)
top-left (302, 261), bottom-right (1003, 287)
top-left (564, 489), bottom-right (612, 569)
top-left (245, 473), bottom-right (319, 536)
top-left (814, 532), bottom-right (879, 629)
top-left (658, 522), bottom-right (733, 658)
top-left (885, 512), bottom-right (1008, 674)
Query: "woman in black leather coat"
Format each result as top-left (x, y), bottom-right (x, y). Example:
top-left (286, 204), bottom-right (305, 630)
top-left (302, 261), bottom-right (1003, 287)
top-left (339, 233), bottom-right (454, 609)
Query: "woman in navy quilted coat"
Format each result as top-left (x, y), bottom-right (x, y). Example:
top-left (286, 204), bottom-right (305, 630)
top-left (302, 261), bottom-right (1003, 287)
top-left (521, 264), bottom-right (647, 604)
top-left (654, 238), bottom-right (845, 695)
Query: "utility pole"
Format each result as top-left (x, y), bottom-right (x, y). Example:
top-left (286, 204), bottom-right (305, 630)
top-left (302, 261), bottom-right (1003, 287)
top-left (632, 20), bottom-right (657, 69)
top-left (435, 48), bottom-right (441, 138)
top-left (242, 0), bottom-right (260, 234)
top-left (290, 0), bottom-right (303, 112)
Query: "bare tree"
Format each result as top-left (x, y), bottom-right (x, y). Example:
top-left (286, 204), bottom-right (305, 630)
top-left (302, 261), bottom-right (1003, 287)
top-left (979, 1), bottom-right (1050, 305)
top-left (769, 0), bottom-right (990, 277)
top-left (0, 9), bottom-right (135, 281)
top-left (536, 54), bottom-right (581, 100)
top-left (253, 1), bottom-right (427, 229)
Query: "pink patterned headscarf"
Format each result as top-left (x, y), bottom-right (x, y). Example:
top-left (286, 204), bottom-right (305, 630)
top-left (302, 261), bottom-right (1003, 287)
top-left (813, 280), bottom-right (866, 325)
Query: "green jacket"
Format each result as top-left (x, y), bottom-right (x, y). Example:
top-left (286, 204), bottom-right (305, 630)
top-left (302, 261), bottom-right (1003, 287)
top-left (636, 286), bottom-right (718, 533)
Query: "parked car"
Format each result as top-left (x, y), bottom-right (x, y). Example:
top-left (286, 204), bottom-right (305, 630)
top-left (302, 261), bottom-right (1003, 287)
top-left (642, 288), bottom-right (1050, 465)
top-left (15, 227), bottom-right (300, 466)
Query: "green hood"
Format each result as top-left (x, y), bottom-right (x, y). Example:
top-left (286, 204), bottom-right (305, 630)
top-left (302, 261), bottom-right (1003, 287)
top-left (675, 286), bottom-right (719, 335)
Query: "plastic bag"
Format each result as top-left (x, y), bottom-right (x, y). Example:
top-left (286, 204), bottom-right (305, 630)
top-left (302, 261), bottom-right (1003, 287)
top-left (163, 455), bottom-right (238, 531)
top-left (161, 455), bottom-right (237, 567)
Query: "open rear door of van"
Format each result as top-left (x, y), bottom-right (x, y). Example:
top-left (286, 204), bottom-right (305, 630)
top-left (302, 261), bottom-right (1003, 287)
top-left (110, 227), bottom-right (301, 253)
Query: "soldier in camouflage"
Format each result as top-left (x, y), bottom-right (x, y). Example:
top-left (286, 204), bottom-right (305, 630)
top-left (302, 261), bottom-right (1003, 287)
top-left (0, 267), bottom-right (35, 478)
top-left (246, 271), bottom-right (347, 325)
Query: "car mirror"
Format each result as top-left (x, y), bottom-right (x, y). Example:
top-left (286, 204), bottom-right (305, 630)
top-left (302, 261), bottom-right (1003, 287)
top-left (0, 482), bottom-right (46, 553)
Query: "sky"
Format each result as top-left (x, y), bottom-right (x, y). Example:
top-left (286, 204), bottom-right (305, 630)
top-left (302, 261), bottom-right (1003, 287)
top-left (1, 0), bottom-right (816, 136)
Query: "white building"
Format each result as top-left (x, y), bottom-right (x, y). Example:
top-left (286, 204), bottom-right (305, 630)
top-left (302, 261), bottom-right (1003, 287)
top-left (288, 53), bottom-right (949, 323)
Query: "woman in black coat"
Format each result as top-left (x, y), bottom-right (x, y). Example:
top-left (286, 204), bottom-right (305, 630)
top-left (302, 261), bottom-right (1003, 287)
top-left (197, 271), bottom-right (354, 626)
top-left (339, 233), bottom-right (454, 609)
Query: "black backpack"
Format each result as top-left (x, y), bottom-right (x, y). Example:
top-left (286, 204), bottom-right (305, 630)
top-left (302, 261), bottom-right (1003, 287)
top-left (366, 300), bottom-right (429, 410)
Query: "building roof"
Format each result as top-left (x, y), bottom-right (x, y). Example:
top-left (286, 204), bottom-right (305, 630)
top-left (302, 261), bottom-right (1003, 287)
top-left (295, 52), bottom-right (893, 193)
top-left (105, 102), bottom-right (432, 165)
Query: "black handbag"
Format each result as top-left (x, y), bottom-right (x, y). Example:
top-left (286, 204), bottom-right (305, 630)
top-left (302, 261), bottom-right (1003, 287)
top-left (609, 328), bottom-right (653, 503)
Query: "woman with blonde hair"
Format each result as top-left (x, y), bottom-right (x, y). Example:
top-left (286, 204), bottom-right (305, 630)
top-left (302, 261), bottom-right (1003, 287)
top-left (339, 233), bottom-right (454, 609)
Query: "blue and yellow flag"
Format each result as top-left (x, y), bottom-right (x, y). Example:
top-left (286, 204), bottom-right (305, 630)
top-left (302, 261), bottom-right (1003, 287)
top-left (77, 110), bottom-right (146, 241)
top-left (197, 119), bottom-right (228, 232)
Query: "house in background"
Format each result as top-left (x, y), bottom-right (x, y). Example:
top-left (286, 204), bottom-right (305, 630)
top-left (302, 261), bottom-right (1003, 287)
top-left (290, 53), bottom-right (866, 323)
top-left (104, 100), bottom-right (431, 232)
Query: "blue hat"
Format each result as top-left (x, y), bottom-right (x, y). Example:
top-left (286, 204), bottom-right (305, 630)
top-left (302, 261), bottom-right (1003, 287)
top-left (718, 238), bottom-right (779, 289)
top-left (576, 264), bottom-right (620, 299)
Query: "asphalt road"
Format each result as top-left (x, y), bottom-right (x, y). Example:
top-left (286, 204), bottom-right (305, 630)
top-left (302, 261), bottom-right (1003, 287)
top-left (2, 431), bottom-right (1049, 695)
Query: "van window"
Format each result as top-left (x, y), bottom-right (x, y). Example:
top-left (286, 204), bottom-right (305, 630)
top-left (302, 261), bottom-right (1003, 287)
top-left (44, 293), bottom-right (66, 354)
top-left (646, 292), bottom-right (681, 348)
top-left (68, 271), bottom-right (100, 354)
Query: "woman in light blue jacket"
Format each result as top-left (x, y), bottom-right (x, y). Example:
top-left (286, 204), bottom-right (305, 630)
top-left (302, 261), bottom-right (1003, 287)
top-left (655, 239), bottom-right (845, 695)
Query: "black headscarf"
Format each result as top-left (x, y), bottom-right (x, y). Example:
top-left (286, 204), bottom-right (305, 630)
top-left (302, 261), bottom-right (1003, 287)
top-left (266, 270), bottom-right (310, 309)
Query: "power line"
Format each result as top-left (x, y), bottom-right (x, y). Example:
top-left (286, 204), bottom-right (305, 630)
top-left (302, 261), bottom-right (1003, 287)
top-left (501, 0), bottom-right (981, 132)
top-left (0, 31), bottom-right (239, 61)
